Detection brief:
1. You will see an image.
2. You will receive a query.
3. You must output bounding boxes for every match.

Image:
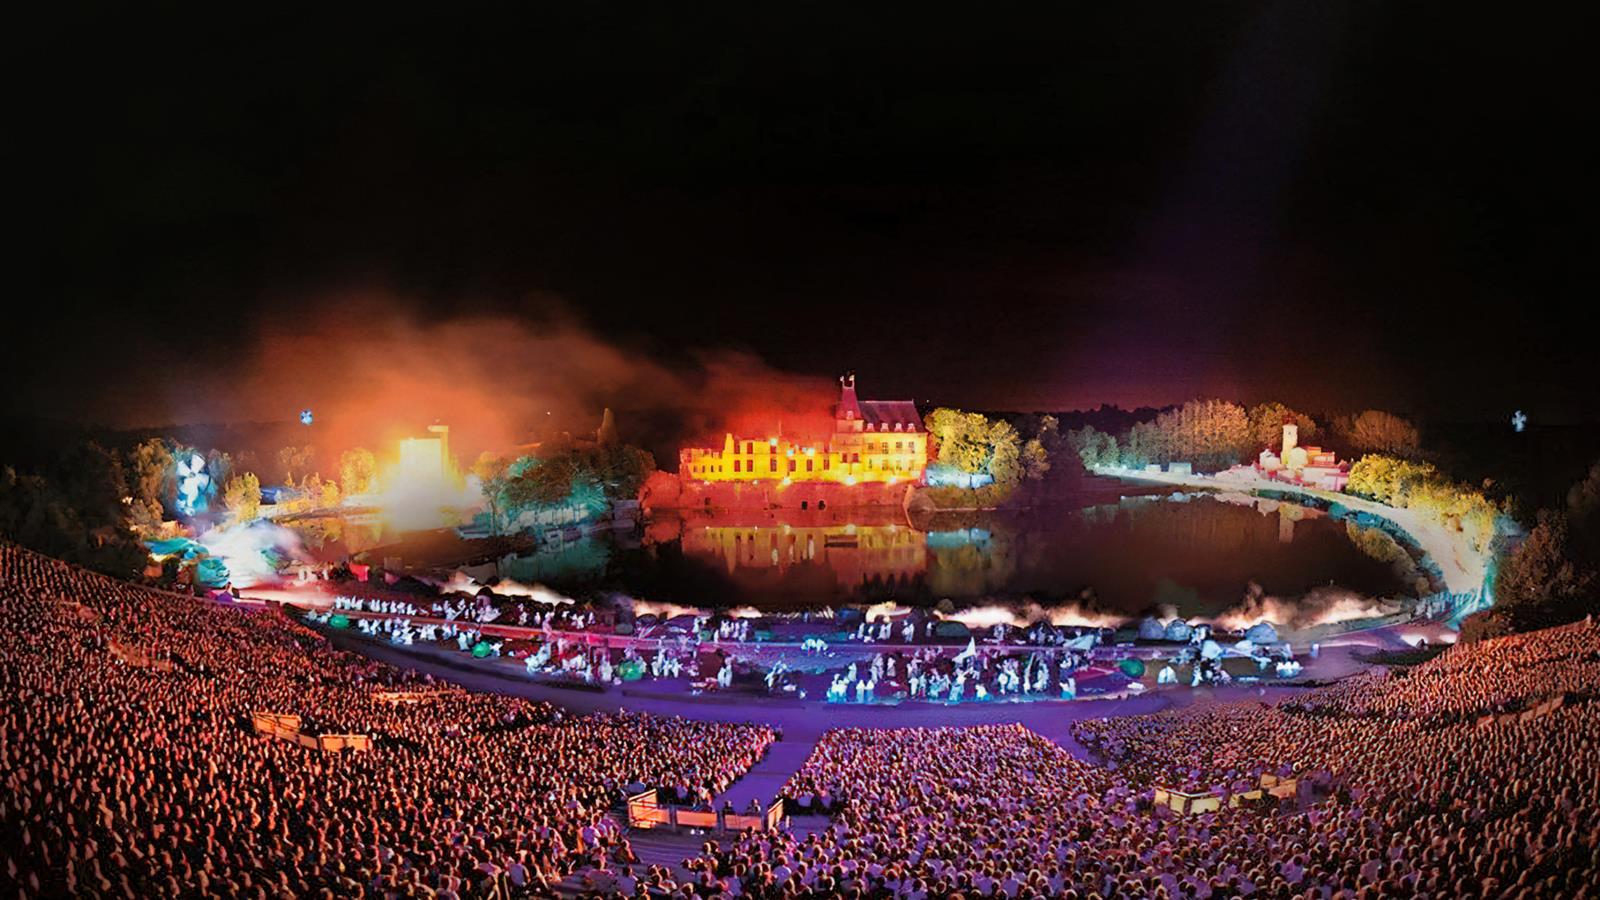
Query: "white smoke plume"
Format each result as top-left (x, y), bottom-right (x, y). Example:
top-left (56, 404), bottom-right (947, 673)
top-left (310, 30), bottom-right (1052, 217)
top-left (1210, 582), bottom-right (1401, 632)
top-left (431, 570), bottom-right (574, 605)
top-left (940, 601), bottom-right (1128, 630)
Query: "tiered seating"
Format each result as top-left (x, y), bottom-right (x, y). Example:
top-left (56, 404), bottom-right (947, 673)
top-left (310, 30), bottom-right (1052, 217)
top-left (673, 624), bottom-right (1600, 897)
top-left (0, 544), bottom-right (774, 897)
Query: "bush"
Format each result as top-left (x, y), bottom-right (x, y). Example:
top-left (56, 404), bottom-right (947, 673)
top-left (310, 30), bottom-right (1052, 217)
top-left (917, 483), bottom-right (1017, 510)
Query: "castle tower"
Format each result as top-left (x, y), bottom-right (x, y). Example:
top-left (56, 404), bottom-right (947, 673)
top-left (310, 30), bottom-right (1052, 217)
top-left (836, 372), bottom-right (862, 424)
top-left (1281, 421), bottom-right (1298, 457)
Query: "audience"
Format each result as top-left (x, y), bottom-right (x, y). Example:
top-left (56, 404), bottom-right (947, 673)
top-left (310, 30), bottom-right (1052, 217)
top-left (4, 541), bottom-right (1598, 898)
top-left (670, 623), bottom-right (1600, 898)
top-left (0, 544), bottom-right (773, 898)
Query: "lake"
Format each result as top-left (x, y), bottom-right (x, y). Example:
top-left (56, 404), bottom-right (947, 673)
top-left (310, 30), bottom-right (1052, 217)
top-left (496, 493), bottom-right (1422, 620)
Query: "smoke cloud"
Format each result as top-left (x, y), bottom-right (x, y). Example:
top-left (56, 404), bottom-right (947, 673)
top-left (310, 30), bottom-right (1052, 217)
top-left (176, 291), bottom-right (835, 471)
top-left (1209, 582), bottom-right (1402, 632)
top-left (940, 601), bottom-right (1129, 630)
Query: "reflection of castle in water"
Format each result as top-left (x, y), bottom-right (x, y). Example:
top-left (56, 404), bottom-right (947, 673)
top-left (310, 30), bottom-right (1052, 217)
top-left (671, 499), bottom-right (1336, 600)
top-left (680, 521), bottom-right (926, 594)
top-left (638, 493), bottom-right (1416, 609)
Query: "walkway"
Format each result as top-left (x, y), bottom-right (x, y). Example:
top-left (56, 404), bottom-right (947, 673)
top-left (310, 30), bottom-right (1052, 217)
top-left (712, 732), bottom-right (820, 811)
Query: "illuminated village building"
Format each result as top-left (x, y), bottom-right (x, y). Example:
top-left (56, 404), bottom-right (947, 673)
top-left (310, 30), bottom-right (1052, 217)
top-left (1257, 421), bottom-right (1350, 491)
top-left (679, 375), bottom-right (927, 487)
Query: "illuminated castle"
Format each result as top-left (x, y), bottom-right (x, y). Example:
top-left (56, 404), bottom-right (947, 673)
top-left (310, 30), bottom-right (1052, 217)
top-left (680, 375), bottom-right (927, 485)
top-left (1257, 420), bottom-right (1350, 491)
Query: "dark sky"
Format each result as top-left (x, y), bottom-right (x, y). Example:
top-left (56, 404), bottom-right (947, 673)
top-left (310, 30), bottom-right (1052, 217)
top-left (10, 5), bottom-right (1594, 428)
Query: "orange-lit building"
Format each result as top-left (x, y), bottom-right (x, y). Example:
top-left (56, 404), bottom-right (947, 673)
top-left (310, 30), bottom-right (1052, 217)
top-left (679, 375), bottom-right (927, 485)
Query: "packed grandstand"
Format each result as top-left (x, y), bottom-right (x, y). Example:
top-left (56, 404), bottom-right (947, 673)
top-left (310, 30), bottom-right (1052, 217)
top-left (2, 543), bottom-right (1597, 898)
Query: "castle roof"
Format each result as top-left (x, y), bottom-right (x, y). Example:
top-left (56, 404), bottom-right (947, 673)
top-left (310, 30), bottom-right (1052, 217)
top-left (860, 400), bottom-right (921, 430)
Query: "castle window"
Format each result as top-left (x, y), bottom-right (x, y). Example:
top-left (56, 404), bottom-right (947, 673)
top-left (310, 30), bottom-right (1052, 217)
top-left (733, 460), bottom-right (741, 473)
top-left (769, 458), bottom-right (777, 472)
top-left (744, 441), bottom-right (752, 454)
top-left (806, 459), bottom-right (814, 472)
top-left (823, 457), bottom-right (830, 470)
top-left (894, 422), bottom-right (903, 431)
top-left (788, 459), bottom-right (796, 472)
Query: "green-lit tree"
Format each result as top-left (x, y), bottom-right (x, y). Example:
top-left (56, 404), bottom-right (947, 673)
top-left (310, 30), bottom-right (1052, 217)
top-left (1066, 426), bottom-right (1118, 469)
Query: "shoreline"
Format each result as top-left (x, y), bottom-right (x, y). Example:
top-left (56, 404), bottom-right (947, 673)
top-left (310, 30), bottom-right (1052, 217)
top-left (1090, 465), bottom-right (1498, 602)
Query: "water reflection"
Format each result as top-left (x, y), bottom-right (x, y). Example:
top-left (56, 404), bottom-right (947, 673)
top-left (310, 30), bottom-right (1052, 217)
top-left (495, 495), bottom-right (1419, 617)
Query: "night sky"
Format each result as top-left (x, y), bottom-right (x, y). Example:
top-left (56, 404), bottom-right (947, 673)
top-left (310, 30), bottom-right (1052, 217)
top-left (10, 5), bottom-right (1594, 429)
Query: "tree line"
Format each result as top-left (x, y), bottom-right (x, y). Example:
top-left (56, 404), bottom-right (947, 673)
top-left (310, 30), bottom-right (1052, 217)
top-left (918, 408), bottom-right (1052, 507)
top-left (1468, 461), bottom-right (1600, 640)
top-left (471, 443), bottom-right (655, 535)
top-left (1, 442), bottom-right (154, 579)
top-left (1065, 400), bottom-right (1424, 474)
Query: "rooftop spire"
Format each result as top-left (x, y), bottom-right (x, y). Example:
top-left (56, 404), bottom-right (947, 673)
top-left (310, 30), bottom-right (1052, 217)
top-left (837, 372), bottom-right (861, 421)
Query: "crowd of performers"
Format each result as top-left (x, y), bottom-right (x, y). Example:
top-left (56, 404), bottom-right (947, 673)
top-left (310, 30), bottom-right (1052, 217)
top-left (309, 601), bottom-right (728, 690)
top-left (327, 592), bottom-right (599, 631)
top-left (825, 644), bottom-right (1088, 704)
top-left (821, 618), bottom-right (1309, 704)
top-left (312, 587), bottom-right (1322, 705)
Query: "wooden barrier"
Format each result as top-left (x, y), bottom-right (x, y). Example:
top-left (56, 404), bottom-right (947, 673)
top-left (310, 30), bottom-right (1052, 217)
top-left (1153, 787), bottom-right (1218, 814)
top-left (251, 712), bottom-right (302, 739)
top-left (676, 809), bottom-right (718, 830)
top-left (625, 789), bottom-right (789, 833)
top-left (1474, 693), bottom-right (1568, 730)
top-left (626, 789), bottom-right (671, 830)
top-left (765, 798), bottom-right (785, 832)
top-left (251, 711), bottom-right (370, 752)
top-left (317, 734), bottom-right (373, 752)
top-left (1229, 790), bottom-right (1264, 807)
top-left (1156, 773), bottom-right (1303, 815)
top-left (723, 812), bottom-right (763, 832)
